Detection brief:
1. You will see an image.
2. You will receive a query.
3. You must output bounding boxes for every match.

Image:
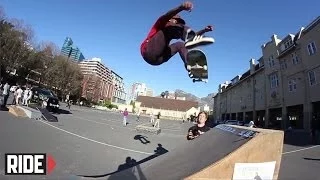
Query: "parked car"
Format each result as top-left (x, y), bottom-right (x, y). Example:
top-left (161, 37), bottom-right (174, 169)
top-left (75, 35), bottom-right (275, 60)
top-left (225, 120), bottom-right (239, 125)
top-left (225, 120), bottom-right (244, 126)
top-left (31, 87), bottom-right (60, 112)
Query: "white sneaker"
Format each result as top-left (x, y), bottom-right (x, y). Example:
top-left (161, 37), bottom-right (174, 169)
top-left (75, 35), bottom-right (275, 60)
top-left (185, 35), bottom-right (214, 49)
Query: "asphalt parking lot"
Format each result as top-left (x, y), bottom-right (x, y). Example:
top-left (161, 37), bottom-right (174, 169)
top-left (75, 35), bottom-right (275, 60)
top-left (0, 104), bottom-right (319, 179)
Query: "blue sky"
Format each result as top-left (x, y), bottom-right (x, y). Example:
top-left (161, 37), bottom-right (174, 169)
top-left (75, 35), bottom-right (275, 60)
top-left (1, 0), bottom-right (319, 97)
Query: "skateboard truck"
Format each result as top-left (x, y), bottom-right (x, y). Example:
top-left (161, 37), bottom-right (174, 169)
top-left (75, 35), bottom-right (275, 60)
top-left (193, 79), bottom-right (208, 83)
top-left (187, 64), bottom-right (208, 71)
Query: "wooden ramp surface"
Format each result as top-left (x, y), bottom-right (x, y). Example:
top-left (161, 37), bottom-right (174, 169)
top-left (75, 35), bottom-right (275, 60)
top-left (86, 125), bottom-right (284, 180)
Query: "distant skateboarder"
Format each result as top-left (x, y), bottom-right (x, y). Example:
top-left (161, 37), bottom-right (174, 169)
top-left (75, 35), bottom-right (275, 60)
top-left (154, 112), bottom-right (161, 128)
top-left (187, 111), bottom-right (210, 140)
top-left (136, 111), bottom-right (140, 122)
top-left (140, 1), bottom-right (214, 75)
top-left (123, 108), bottom-right (129, 126)
top-left (150, 111), bottom-right (155, 124)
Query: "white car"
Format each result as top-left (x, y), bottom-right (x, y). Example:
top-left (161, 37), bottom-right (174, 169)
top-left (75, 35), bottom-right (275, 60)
top-left (225, 120), bottom-right (239, 125)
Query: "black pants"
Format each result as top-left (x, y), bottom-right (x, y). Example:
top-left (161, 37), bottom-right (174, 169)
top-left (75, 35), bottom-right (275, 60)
top-left (3, 94), bottom-right (9, 106)
top-left (142, 24), bottom-right (193, 66)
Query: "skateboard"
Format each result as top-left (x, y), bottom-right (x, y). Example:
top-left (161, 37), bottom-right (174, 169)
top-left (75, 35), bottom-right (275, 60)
top-left (186, 49), bottom-right (208, 83)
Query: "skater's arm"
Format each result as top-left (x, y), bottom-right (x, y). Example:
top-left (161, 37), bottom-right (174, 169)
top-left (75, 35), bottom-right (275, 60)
top-left (155, 2), bottom-right (193, 28)
top-left (195, 29), bottom-right (208, 36)
top-left (196, 25), bottom-right (214, 35)
top-left (155, 5), bottom-right (185, 28)
top-left (162, 5), bottom-right (185, 21)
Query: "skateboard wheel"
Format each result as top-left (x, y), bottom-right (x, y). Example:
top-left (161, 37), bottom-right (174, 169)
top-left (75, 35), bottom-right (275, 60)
top-left (193, 79), bottom-right (196, 83)
top-left (204, 79), bottom-right (208, 83)
top-left (203, 65), bottom-right (207, 71)
top-left (187, 65), bottom-right (192, 71)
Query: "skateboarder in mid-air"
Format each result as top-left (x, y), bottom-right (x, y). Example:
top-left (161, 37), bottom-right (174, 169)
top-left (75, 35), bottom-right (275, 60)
top-left (140, 1), bottom-right (214, 75)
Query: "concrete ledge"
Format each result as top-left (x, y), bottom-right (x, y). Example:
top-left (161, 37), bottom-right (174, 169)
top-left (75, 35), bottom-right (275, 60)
top-left (11, 105), bottom-right (42, 120)
top-left (136, 123), bottom-right (161, 135)
top-left (8, 105), bottom-right (27, 118)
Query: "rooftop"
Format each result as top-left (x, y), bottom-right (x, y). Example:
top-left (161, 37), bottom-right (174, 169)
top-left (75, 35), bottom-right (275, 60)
top-left (136, 96), bottom-right (198, 112)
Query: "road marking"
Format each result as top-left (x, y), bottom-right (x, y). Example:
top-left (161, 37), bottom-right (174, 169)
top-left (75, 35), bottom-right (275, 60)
top-left (38, 120), bottom-right (153, 155)
top-left (73, 116), bottom-right (137, 130)
top-left (71, 114), bottom-right (184, 132)
top-left (282, 145), bottom-right (320, 155)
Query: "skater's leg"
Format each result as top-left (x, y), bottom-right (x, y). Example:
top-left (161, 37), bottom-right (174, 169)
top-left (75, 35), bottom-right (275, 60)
top-left (142, 31), bottom-right (167, 65)
top-left (142, 24), bottom-right (193, 65)
top-left (159, 42), bottom-right (188, 68)
top-left (123, 117), bottom-right (127, 126)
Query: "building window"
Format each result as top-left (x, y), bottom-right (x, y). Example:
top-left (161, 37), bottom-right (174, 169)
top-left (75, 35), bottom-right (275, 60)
top-left (285, 39), bottom-right (293, 49)
top-left (307, 42), bottom-right (317, 55)
top-left (291, 52), bottom-right (299, 65)
top-left (280, 60), bottom-right (287, 70)
top-left (268, 55), bottom-right (275, 67)
top-left (288, 79), bottom-right (297, 92)
top-left (269, 73), bottom-right (279, 89)
top-left (308, 71), bottom-right (316, 86)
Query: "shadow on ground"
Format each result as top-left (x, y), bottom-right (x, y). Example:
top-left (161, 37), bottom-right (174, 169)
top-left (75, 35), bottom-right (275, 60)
top-left (78, 144), bottom-right (168, 179)
top-left (284, 131), bottom-right (315, 147)
top-left (134, 135), bottom-right (151, 145)
top-left (303, 157), bottom-right (320, 161)
top-left (58, 109), bottom-right (72, 114)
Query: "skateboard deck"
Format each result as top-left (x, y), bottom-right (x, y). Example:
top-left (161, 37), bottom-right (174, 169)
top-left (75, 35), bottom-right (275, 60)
top-left (186, 49), bottom-right (208, 83)
top-left (37, 107), bottom-right (58, 122)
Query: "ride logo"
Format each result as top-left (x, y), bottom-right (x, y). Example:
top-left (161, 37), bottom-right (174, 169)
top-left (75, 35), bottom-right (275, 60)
top-left (5, 153), bottom-right (56, 175)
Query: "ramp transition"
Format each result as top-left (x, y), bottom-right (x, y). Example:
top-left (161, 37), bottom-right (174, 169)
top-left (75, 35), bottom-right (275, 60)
top-left (102, 124), bottom-right (283, 180)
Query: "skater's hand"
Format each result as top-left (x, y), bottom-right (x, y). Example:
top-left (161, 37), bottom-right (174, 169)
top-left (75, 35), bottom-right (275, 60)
top-left (205, 25), bottom-right (214, 31)
top-left (181, 1), bottom-right (193, 11)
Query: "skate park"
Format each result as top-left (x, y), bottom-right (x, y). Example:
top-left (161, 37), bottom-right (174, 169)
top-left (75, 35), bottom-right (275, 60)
top-left (2, 103), bottom-right (318, 180)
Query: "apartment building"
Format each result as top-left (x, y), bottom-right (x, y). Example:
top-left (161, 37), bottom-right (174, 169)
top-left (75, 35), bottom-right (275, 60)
top-left (79, 58), bottom-right (114, 102)
top-left (146, 88), bottom-right (154, 97)
top-left (214, 16), bottom-right (320, 131)
top-left (111, 70), bottom-right (127, 104)
top-left (129, 83), bottom-right (148, 101)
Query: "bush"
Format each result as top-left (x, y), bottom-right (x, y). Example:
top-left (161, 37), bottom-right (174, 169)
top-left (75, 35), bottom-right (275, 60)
top-left (102, 100), bottom-right (118, 109)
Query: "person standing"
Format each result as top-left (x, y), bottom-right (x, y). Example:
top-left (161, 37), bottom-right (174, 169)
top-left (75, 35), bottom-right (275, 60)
top-left (123, 108), bottom-right (129, 126)
top-left (22, 87), bottom-right (30, 106)
top-left (154, 112), bottom-right (161, 128)
top-left (2, 82), bottom-right (10, 108)
top-left (187, 111), bottom-right (210, 140)
top-left (15, 86), bottom-right (23, 105)
top-left (150, 111), bottom-right (155, 124)
top-left (136, 111), bottom-right (140, 122)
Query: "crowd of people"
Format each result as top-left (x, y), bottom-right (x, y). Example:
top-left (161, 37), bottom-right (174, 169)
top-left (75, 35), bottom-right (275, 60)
top-left (0, 81), bottom-right (33, 108)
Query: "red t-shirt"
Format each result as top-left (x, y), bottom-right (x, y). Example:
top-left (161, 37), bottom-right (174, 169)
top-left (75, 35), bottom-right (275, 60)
top-left (140, 16), bottom-right (169, 55)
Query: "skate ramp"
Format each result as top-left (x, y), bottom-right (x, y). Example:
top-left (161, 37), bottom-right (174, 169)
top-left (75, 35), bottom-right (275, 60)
top-left (93, 125), bottom-right (284, 180)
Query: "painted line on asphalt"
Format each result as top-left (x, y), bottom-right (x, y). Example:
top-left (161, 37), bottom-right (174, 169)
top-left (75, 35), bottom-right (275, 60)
top-left (38, 120), bottom-right (153, 155)
top-left (71, 114), bottom-right (184, 132)
top-left (282, 145), bottom-right (320, 155)
top-left (73, 115), bottom-right (137, 130)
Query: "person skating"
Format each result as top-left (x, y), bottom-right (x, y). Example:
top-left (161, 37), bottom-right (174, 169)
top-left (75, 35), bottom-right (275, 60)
top-left (140, 1), bottom-right (214, 76)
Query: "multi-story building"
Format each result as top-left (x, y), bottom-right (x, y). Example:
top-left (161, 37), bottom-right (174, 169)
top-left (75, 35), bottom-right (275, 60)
top-left (130, 83), bottom-right (147, 101)
top-left (214, 16), bottom-right (320, 131)
top-left (111, 70), bottom-right (127, 104)
top-left (61, 37), bottom-right (85, 62)
top-left (146, 88), bottom-right (154, 97)
top-left (78, 58), bottom-right (113, 102)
